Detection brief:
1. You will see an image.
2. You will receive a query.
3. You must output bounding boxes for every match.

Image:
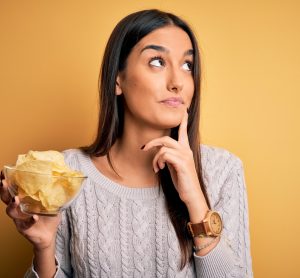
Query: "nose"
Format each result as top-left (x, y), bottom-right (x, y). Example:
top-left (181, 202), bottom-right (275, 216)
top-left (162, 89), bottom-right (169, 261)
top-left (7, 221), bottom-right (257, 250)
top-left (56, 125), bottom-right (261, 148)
top-left (167, 67), bottom-right (183, 93)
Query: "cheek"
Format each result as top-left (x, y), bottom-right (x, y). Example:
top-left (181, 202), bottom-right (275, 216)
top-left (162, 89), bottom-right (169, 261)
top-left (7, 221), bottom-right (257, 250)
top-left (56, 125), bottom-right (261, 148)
top-left (123, 72), bottom-right (164, 99)
top-left (121, 77), bottom-right (150, 110)
top-left (121, 76), bottom-right (140, 101)
top-left (186, 79), bottom-right (195, 104)
top-left (123, 71), bottom-right (144, 92)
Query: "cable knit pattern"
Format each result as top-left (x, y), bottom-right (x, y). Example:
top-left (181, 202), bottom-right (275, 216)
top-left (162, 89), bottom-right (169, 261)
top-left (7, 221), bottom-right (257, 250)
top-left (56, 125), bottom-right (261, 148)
top-left (155, 196), bottom-right (166, 278)
top-left (69, 192), bottom-right (87, 277)
top-left (167, 218), bottom-right (181, 277)
top-left (85, 182), bottom-right (98, 278)
top-left (96, 188), bottom-right (118, 277)
top-left (24, 144), bottom-right (253, 278)
top-left (55, 211), bottom-right (72, 276)
top-left (132, 200), bottom-right (155, 278)
top-left (120, 199), bottom-right (132, 278)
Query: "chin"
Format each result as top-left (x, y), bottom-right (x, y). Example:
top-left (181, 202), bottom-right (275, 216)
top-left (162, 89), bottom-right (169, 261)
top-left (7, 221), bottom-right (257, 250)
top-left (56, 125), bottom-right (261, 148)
top-left (154, 115), bottom-right (182, 129)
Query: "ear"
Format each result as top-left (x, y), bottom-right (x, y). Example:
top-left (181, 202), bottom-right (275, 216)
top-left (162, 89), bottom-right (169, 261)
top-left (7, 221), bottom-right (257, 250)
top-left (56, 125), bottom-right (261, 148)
top-left (115, 75), bottom-right (123, 95)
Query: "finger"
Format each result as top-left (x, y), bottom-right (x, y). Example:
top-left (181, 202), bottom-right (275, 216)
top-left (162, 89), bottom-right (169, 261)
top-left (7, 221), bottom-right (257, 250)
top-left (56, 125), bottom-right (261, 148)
top-left (6, 196), bottom-right (31, 221)
top-left (178, 108), bottom-right (189, 146)
top-left (152, 146), bottom-right (168, 172)
top-left (142, 136), bottom-right (179, 152)
top-left (158, 161), bottom-right (166, 171)
top-left (152, 146), bottom-right (179, 173)
top-left (0, 178), bottom-right (12, 205)
top-left (14, 214), bottom-right (38, 233)
top-left (157, 152), bottom-right (180, 173)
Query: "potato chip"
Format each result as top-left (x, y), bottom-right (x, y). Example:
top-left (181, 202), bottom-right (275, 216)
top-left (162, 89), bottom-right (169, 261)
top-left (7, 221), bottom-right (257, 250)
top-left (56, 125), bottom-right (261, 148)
top-left (14, 166), bottom-right (52, 195)
top-left (16, 160), bottom-right (52, 174)
top-left (15, 154), bottom-right (27, 166)
top-left (39, 181), bottom-right (67, 210)
top-left (16, 150), bottom-right (66, 167)
top-left (18, 185), bottom-right (40, 201)
top-left (13, 150), bottom-right (85, 212)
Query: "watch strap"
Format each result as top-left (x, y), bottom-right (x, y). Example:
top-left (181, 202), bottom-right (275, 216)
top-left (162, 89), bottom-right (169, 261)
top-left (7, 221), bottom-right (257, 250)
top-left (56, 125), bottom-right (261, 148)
top-left (187, 221), bottom-right (207, 237)
top-left (187, 210), bottom-right (211, 238)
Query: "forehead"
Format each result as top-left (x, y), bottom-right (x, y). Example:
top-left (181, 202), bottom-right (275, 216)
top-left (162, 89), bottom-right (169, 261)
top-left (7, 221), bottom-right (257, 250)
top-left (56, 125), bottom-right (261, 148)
top-left (133, 26), bottom-right (193, 53)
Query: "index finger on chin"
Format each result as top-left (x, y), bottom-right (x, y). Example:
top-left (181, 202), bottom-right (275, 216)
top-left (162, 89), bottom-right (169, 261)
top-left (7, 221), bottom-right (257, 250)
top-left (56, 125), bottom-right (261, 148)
top-left (178, 108), bottom-right (189, 146)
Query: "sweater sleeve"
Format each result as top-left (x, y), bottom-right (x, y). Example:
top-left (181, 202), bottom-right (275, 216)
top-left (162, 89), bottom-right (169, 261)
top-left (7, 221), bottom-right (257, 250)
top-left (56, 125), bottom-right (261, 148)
top-left (24, 210), bottom-right (73, 278)
top-left (24, 150), bottom-right (80, 278)
top-left (193, 156), bottom-right (253, 278)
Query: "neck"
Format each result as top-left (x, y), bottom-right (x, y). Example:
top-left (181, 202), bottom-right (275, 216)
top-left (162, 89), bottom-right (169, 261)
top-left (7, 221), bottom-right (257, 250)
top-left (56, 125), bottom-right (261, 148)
top-left (109, 115), bottom-right (171, 178)
top-left (112, 127), bottom-right (170, 169)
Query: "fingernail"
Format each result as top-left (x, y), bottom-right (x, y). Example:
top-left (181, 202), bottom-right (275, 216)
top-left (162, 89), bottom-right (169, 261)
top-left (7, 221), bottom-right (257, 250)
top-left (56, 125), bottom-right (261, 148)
top-left (12, 197), bottom-right (15, 203)
top-left (140, 145), bottom-right (145, 150)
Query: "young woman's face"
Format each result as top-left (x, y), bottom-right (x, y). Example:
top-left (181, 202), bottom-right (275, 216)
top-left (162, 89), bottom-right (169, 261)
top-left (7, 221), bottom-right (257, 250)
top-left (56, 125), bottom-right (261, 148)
top-left (117, 25), bottom-right (195, 130)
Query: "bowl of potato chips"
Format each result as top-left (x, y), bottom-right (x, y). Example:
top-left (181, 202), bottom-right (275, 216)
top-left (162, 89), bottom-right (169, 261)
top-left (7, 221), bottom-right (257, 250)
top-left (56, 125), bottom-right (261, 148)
top-left (3, 150), bottom-right (86, 216)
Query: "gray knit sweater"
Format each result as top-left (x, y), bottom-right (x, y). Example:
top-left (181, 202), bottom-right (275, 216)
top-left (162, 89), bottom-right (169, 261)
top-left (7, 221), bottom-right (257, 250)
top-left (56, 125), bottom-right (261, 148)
top-left (25, 144), bottom-right (253, 278)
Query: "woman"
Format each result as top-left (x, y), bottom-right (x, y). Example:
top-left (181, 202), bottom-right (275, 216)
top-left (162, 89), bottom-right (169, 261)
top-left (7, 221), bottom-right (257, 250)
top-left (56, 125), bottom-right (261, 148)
top-left (0, 9), bottom-right (253, 277)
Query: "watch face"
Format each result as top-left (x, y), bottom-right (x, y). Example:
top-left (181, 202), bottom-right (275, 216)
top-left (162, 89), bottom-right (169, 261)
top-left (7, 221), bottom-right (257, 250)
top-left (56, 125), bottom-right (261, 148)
top-left (210, 212), bottom-right (222, 234)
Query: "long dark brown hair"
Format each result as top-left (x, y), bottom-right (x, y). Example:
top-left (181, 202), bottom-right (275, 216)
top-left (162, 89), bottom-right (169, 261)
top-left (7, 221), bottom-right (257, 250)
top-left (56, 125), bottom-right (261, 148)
top-left (81, 9), bottom-right (210, 269)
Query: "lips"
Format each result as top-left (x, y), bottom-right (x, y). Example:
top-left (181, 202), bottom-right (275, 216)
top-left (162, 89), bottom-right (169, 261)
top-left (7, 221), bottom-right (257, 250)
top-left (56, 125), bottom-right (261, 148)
top-left (160, 97), bottom-right (184, 107)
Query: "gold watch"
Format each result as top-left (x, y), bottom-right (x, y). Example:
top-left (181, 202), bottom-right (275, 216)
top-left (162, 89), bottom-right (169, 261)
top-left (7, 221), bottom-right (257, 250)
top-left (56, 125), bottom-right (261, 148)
top-left (187, 210), bottom-right (223, 237)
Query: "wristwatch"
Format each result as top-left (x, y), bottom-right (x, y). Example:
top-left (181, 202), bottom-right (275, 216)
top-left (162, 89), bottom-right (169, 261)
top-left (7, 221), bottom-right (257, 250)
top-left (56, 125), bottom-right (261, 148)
top-left (187, 210), bottom-right (223, 237)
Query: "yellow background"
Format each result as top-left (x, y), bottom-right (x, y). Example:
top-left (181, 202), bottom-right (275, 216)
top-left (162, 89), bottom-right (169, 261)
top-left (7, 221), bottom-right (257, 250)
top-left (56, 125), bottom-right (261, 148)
top-left (1, 1), bottom-right (299, 277)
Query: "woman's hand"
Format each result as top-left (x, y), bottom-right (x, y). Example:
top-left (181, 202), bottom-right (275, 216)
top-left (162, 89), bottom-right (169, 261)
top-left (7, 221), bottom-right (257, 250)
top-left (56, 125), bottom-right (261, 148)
top-left (141, 109), bottom-right (208, 214)
top-left (0, 171), bottom-right (61, 252)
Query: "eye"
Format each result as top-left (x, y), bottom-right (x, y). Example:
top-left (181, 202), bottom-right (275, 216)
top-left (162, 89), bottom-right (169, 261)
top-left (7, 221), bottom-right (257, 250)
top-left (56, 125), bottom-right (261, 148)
top-left (182, 61), bottom-right (193, 71)
top-left (149, 56), bottom-right (165, 67)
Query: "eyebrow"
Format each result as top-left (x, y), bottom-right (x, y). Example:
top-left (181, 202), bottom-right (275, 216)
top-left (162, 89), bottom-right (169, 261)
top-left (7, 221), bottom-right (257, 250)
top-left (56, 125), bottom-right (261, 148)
top-left (140, 44), bottom-right (194, 56)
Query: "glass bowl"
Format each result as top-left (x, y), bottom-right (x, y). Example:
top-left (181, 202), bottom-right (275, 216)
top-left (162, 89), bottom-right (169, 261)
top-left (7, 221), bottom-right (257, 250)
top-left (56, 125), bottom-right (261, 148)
top-left (3, 165), bottom-right (87, 216)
